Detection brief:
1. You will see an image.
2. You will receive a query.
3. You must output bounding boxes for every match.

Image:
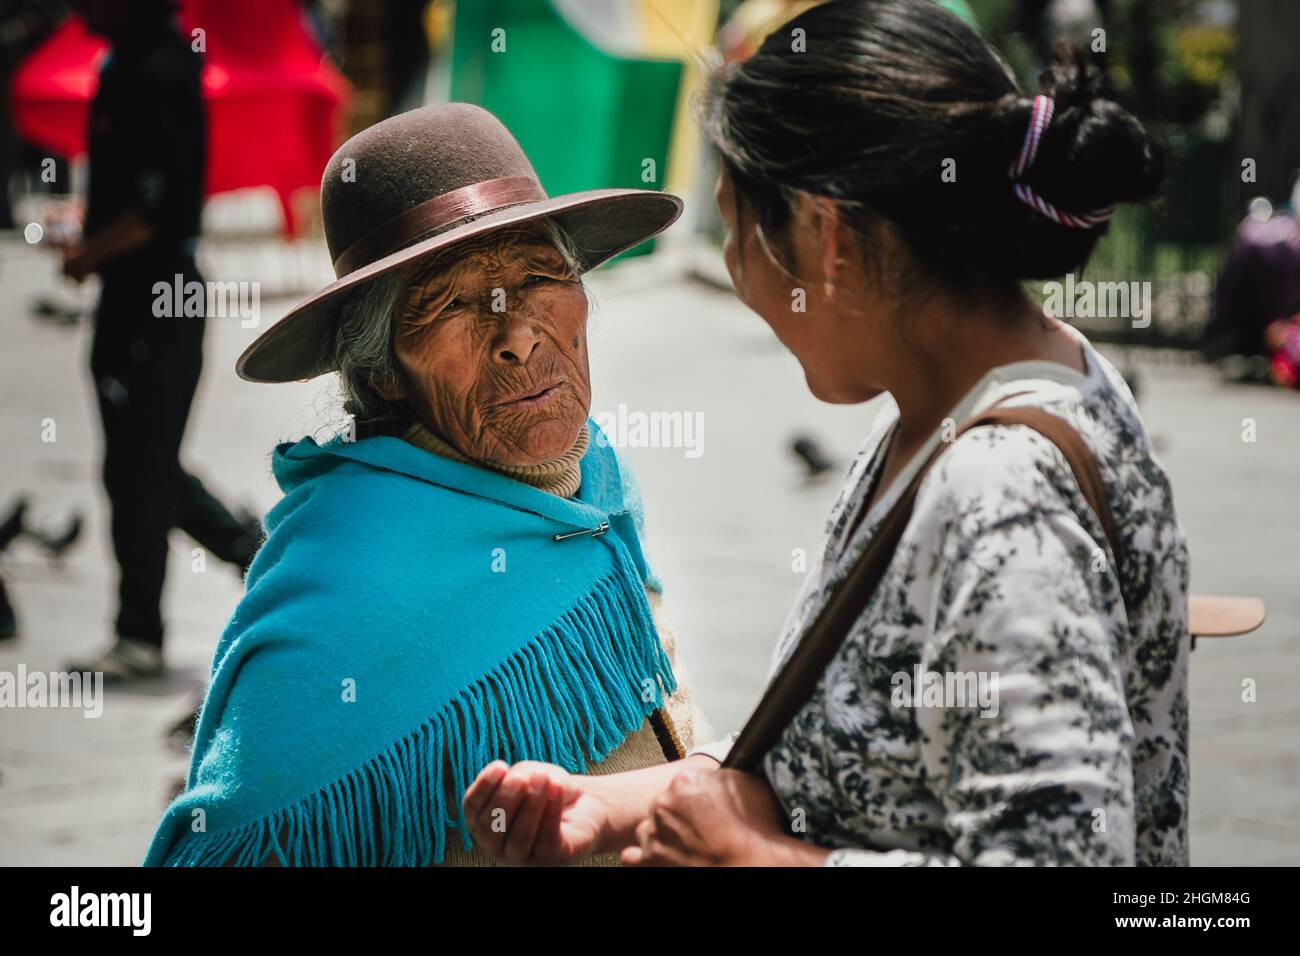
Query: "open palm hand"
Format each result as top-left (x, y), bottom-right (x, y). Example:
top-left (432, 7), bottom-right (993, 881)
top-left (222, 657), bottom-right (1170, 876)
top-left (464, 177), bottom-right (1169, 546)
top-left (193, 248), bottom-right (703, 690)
top-left (463, 760), bottom-right (611, 865)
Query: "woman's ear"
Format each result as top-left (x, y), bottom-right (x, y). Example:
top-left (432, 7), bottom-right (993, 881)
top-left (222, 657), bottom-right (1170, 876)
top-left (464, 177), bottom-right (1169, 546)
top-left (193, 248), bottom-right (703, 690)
top-left (802, 194), bottom-right (846, 299)
top-left (788, 191), bottom-right (839, 288)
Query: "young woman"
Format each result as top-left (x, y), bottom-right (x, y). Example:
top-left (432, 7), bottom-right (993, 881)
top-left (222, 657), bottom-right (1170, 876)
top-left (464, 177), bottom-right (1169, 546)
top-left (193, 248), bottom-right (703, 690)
top-left (462, 0), bottom-right (1188, 866)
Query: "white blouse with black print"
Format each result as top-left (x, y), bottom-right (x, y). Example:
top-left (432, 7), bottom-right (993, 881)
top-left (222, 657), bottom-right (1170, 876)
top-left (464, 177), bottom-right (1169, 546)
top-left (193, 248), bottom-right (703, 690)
top-left (698, 325), bottom-right (1190, 866)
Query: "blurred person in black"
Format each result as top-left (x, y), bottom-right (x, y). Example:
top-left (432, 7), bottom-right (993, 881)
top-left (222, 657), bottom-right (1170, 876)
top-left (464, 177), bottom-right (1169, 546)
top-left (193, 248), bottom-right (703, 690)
top-left (60, 0), bottom-right (259, 681)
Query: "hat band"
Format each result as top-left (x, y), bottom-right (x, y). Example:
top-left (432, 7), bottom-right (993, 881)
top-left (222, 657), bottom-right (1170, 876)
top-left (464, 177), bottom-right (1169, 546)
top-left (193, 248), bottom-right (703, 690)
top-left (332, 175), bottom-right (548, 278)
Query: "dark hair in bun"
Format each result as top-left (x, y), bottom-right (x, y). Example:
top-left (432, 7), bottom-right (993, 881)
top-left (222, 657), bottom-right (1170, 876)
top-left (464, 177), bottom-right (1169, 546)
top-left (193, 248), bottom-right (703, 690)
top-left (702, 0), bottom-right (1167, 291)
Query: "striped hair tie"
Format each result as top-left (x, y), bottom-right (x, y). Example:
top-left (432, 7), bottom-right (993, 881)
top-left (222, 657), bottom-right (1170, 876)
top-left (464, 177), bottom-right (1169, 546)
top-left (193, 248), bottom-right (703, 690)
top-left (1009, 95), bottom-right (1115, 230)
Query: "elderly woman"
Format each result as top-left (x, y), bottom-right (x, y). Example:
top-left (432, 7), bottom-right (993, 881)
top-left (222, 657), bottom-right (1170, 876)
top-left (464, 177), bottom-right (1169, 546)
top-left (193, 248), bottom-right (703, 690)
top-left (144, 104), bottom-right (705, 866)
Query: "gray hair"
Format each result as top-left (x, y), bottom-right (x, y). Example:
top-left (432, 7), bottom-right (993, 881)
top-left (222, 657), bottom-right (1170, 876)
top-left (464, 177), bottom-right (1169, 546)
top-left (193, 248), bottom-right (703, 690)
top-left (333, 219), bottom-right (585, 434)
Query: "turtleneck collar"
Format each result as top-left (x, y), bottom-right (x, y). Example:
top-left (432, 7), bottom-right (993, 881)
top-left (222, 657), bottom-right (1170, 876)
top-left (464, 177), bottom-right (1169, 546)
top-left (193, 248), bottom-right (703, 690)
top-left (401, 421), bottom-right (589, 499)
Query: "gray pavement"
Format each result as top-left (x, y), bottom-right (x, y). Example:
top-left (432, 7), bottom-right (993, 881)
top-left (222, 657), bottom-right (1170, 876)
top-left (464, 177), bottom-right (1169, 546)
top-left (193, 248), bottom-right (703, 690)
top-left (1, 236), bottom-right (1297, 865)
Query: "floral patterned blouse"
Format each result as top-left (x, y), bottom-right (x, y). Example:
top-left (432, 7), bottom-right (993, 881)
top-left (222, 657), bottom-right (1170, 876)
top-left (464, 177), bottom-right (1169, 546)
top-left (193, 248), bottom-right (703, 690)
top-left (701, 326), bottom-right (1190, 866)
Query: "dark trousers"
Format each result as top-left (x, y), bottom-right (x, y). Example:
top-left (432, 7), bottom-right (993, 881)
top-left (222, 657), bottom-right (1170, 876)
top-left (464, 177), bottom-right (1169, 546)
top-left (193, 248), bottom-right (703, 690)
top-left (91, 260), bottom-right (255, 647)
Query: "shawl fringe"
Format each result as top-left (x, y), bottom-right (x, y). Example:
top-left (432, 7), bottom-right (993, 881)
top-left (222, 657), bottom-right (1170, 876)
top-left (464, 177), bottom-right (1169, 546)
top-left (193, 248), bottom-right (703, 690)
top-left (161, 550), bottom-right (674, 866)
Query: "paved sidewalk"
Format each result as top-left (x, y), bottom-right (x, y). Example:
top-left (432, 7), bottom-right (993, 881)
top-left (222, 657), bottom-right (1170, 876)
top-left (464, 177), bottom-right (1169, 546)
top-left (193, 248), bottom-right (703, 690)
top-left (0, 236), bottom-right (1297, 865)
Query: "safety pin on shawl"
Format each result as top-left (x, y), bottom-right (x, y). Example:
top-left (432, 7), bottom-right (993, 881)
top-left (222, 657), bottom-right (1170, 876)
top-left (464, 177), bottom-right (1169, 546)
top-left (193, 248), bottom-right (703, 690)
top-left (552, 522), bottom-right (610, 542)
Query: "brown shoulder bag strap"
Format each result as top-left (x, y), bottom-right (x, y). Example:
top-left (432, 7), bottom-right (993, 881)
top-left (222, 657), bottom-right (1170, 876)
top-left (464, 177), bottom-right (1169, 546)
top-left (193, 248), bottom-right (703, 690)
top-left (722, 405), bottom-right (1121, 773)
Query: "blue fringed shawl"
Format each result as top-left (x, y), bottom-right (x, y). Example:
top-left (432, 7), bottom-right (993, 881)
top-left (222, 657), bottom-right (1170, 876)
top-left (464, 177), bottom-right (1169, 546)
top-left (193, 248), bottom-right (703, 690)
top-left (143, 420), bottom-right (675, 866)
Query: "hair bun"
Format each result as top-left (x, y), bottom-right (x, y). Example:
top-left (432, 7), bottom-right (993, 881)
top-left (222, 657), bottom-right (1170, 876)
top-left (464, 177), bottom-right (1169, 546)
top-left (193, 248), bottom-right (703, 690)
top-left (1029, 43), bottom-right (1166, 214)
top-left (1038, 41), bottom-right (1105, 109)
top-left (987, 42), bottom-right (1167, 278)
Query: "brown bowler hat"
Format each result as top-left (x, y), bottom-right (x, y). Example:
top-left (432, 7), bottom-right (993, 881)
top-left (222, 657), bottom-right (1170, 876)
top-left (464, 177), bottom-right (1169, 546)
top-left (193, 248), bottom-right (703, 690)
top-left (236, 103), bottom-right (683, 383)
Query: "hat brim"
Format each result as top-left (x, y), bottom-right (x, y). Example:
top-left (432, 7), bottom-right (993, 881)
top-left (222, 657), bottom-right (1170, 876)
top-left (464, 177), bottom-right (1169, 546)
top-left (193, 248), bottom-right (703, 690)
top-left (236, 188), bottom-right (683, 383)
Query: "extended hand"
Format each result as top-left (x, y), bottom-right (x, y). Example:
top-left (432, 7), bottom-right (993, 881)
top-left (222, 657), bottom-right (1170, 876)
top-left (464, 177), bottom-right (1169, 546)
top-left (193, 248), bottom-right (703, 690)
top-left (462, 760), bottom-right (610, 865)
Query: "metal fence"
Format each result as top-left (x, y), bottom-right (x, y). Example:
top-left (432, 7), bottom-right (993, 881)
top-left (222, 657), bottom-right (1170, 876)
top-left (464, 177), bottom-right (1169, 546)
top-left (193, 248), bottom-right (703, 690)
top-left (1069, 132), bottom-right (1235, 349)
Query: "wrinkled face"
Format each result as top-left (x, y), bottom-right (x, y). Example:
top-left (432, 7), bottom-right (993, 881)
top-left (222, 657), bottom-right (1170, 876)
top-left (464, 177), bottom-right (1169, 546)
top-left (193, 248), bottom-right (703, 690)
top-left (391, 227), bottom-right (592, 466)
